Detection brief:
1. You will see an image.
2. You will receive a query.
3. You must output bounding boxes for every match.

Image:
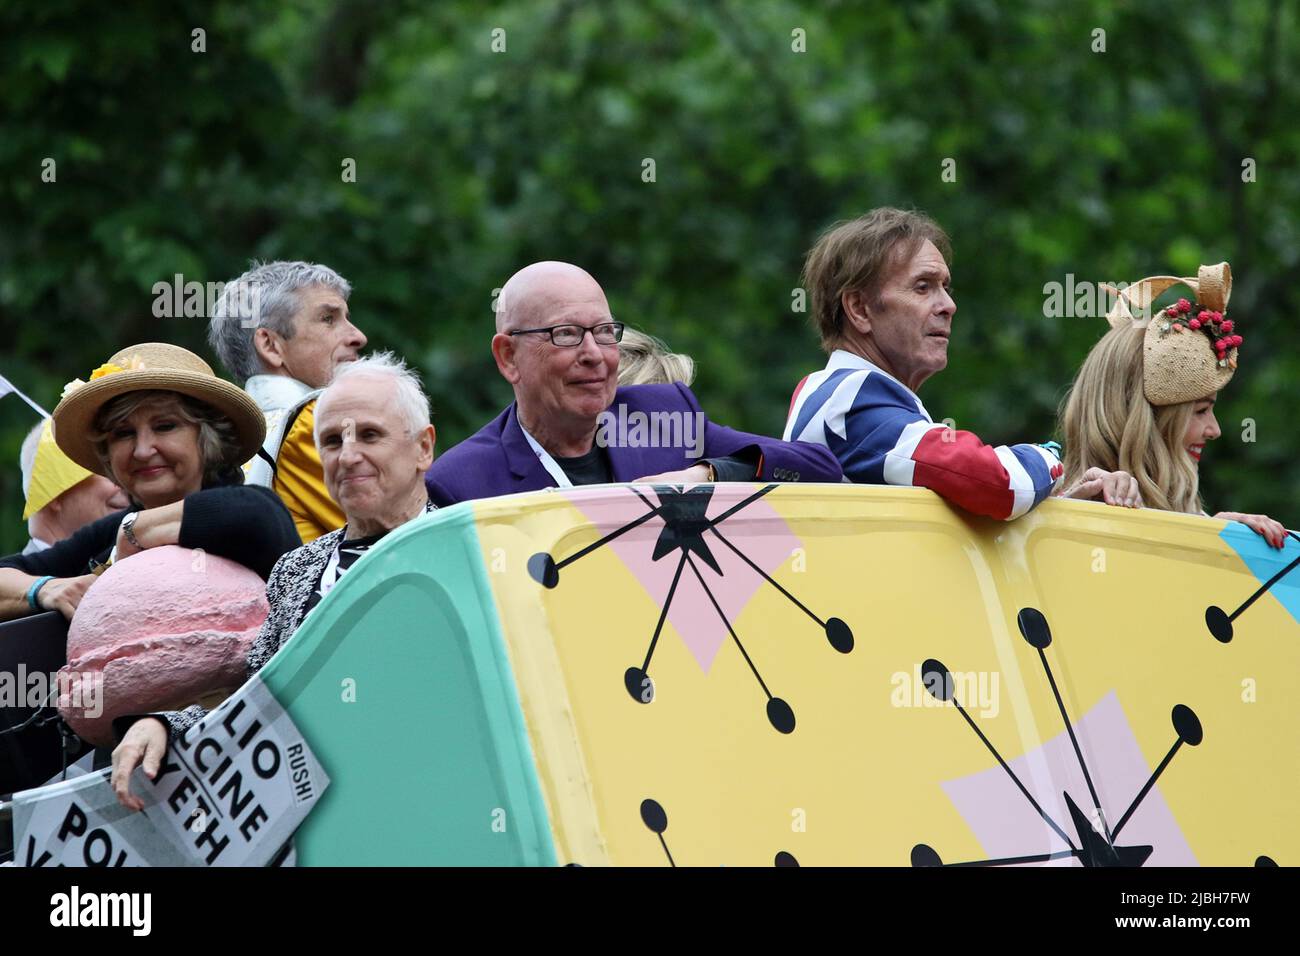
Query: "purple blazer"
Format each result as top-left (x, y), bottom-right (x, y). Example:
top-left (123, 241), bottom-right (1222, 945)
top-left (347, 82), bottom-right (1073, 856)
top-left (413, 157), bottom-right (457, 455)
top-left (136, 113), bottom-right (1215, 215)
top-left (425, 383), bottom-right (843, 506)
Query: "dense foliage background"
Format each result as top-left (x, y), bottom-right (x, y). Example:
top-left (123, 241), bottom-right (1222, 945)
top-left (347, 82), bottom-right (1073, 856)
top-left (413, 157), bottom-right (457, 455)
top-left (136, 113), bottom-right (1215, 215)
top-left (2, 0), bottom-right (1296, 552)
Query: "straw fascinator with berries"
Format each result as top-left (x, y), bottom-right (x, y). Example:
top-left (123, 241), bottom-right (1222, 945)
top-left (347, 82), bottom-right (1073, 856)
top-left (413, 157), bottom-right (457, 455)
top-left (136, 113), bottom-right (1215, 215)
top-left (1103, 262), bottom-right (1241, 406)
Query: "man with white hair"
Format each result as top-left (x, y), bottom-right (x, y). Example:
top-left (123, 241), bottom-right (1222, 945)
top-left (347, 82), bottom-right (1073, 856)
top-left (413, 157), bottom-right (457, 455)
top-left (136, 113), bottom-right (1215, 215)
top-left (18, 419), bottom-right (127, 554)
top-left (111, 351), bottom-right (436, 805)
top-left (209, 260), bottom-right (367, 541)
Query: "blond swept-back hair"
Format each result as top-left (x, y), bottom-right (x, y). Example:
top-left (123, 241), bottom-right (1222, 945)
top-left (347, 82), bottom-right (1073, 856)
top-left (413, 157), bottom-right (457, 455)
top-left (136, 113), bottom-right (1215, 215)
top-left (617, 329), bottom-right (696, 386)
top-left (1058, 324), bottom-right (1202, 514)
top-left (803, 207), bottom-right (952, 353)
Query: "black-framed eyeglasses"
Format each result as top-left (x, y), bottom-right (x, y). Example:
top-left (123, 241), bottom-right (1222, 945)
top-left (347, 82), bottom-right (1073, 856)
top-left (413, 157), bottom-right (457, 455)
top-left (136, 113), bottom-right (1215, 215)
top-left (508, 321), bottom-right (625, 347)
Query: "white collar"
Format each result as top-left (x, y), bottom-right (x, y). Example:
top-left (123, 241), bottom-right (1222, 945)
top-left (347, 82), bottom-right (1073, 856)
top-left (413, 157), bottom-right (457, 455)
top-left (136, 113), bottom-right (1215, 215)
top-left (22, 537), bottom-right (51, 555)
top-left (827, 349), bottom-right (910, 389)
top-left (244, 374), bottom-right (314, 414)
top-left (827, 349), bottom-right (931, 419)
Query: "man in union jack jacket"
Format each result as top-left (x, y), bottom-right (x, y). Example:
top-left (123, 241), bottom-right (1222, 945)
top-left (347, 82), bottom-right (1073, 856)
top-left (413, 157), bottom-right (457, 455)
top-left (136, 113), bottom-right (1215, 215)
top-left (785, 207), bottom-right (1138, 519)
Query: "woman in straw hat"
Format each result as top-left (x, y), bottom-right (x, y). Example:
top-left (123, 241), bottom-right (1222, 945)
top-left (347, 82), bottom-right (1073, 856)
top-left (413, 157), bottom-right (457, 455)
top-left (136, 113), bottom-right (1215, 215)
top-left (1056, 262), bottom-right (1287, 548)
top-left (0, 343), bottom-right (302, 620)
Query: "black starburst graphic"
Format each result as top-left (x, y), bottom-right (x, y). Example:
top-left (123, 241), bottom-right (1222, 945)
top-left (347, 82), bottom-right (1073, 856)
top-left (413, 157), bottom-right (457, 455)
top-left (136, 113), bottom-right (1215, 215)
top-left (528, 483), bottom-right (853, 734)
top-left (638, 796), bottom-right (798, 867)
top-left (1205, 530), bottom-right (1300, 642)
top-left (910, 608), bottom-right (1203, 868)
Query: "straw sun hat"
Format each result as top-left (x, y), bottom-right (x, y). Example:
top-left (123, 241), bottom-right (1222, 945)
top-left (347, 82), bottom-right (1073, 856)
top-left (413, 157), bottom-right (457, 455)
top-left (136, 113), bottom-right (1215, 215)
top-left (1104, 262), bottom-right (1241, 407)
top-left (51, 343), bottom-right (266, 475)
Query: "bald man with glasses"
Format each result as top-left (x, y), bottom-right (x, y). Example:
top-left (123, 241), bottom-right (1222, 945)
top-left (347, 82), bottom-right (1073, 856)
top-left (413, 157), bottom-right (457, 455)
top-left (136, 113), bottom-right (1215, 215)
top-left (425, 261), bottom-right (842, 505)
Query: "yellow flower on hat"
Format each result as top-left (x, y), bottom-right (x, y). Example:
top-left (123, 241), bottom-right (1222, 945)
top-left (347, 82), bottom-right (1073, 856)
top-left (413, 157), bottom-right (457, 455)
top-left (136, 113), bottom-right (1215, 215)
top-left (89, 362), bottom-right (126, 381)
top-left (63, 355), bottom-right (147, 397)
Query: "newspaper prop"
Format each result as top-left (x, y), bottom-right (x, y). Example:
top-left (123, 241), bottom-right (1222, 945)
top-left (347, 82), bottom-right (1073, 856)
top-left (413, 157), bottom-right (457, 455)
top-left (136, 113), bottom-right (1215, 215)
top-left (12, 676), bottom-right (328, 867)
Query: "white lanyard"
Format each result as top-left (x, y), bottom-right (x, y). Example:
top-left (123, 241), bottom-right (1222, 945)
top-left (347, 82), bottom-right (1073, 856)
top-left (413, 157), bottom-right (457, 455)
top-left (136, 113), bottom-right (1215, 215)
top-left (318, 543), bottom-right (345, 598)
top-left (519, 422), bottom-right (573, 488)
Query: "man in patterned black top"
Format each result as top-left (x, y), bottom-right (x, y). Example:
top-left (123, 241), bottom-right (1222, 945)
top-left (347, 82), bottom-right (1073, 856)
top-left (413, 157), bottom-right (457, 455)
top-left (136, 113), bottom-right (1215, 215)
top-left (111, 352), bottom-right (437, 809)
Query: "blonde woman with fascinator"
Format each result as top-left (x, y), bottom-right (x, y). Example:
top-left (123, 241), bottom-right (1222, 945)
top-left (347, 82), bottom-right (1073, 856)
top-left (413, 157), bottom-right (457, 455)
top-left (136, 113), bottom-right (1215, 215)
top-left (1057, 262), bottom-right (1287, 548)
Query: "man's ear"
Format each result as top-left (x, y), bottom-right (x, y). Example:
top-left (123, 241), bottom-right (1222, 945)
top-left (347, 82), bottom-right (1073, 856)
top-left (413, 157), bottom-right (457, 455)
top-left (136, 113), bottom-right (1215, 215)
top-left (491, 333), bottom-right (521, 385)
top-left (415, 424), bottom-right (436, 471)
top-left (842, 289), bottom-right (874, 335)
top-left (253, 327), bottom-right (286, 371)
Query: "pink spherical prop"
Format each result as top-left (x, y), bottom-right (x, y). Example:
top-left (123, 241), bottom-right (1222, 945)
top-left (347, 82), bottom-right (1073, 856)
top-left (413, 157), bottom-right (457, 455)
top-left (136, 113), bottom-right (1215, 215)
top-left (59, 546), bottom-right (269, 746)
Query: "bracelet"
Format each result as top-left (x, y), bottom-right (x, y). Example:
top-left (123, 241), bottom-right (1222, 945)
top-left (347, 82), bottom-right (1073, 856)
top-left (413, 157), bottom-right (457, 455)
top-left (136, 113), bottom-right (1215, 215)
top-left (26, 575), bottom-right (54, 611)
top-left (120, 511), bottom-right (142, 549)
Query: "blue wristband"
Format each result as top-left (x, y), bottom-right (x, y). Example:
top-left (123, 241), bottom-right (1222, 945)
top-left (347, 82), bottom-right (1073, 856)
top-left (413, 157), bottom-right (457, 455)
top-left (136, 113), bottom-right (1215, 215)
top-left (26, 575), bottom-right (54, 611)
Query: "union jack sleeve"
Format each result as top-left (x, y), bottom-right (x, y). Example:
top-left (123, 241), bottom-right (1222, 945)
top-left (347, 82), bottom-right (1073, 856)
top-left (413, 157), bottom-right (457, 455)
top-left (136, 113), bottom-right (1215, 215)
top-left (784, 353), bottom-right (1063, 520)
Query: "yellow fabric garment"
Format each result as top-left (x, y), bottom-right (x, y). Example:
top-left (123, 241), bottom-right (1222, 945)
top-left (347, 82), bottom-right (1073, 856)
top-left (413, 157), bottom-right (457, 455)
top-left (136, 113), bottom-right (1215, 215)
top-left (273, 400), bottom-right (344, 543)
top-left (24, 419), bottom-right (94, 519)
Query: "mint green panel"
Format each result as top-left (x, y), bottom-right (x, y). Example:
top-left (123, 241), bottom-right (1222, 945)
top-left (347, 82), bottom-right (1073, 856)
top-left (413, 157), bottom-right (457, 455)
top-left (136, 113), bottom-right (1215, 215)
top-left (255, 508), bottom-right (556, 866)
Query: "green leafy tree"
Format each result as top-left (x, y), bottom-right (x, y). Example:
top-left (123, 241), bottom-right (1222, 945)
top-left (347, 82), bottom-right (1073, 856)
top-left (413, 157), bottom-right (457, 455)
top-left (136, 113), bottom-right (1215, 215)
top-left (2, 0), bottom-right (1295, 553)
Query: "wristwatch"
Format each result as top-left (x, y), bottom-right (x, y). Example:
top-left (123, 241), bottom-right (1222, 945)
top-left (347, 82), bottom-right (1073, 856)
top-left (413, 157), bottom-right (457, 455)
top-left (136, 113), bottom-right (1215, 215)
top-left (120, 511), bottom-right (142, 549)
